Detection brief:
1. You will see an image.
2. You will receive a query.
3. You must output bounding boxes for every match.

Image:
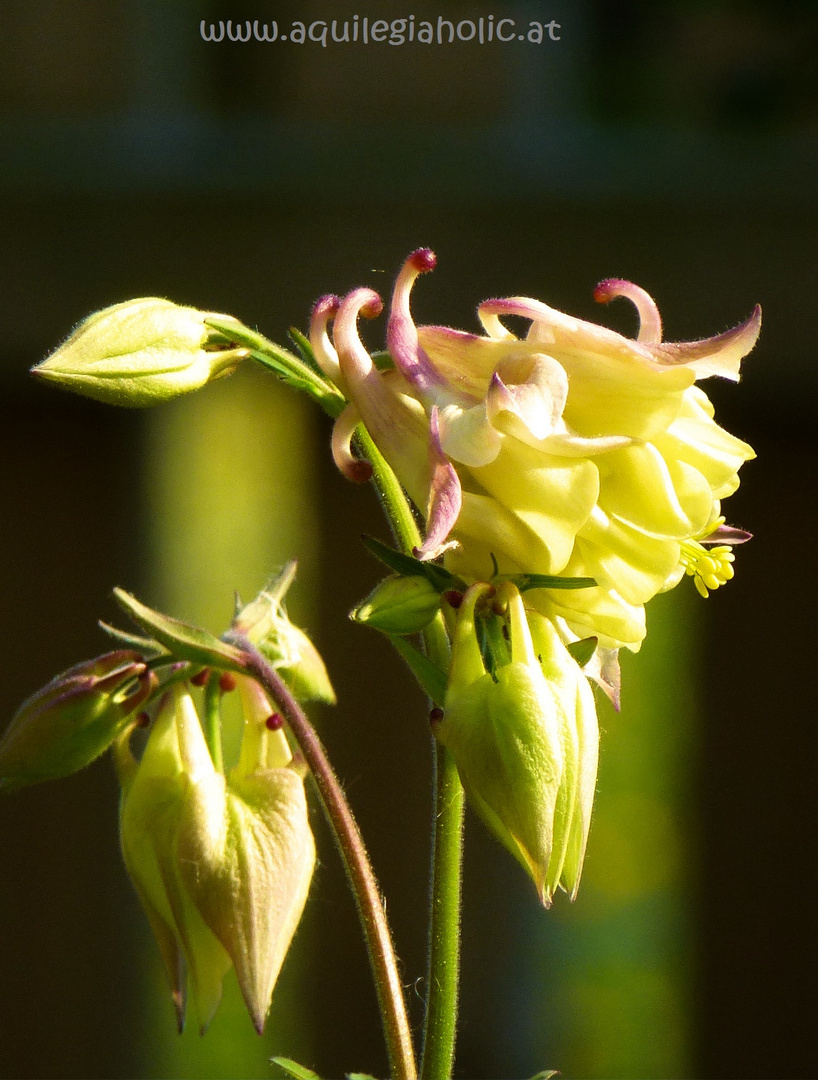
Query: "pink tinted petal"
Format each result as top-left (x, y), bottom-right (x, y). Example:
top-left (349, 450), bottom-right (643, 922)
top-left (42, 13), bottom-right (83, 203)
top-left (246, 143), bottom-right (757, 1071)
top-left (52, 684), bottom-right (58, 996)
top-left (309, 294), bottom-right (343, 388)
top-left (331, 402), bottom-right (373, 483)
top-left (387, 249), bottom-right (446, 398)
top-left (334, 288), bottom-right (432, 505)
top-left (414, 406), bottom-right (462, 561)
top-left (334, 288), bottom-right (384, 382)
top-left (700, 524), bottom-right (752, 545)
top-left (488, 354), bottom-right (568, 441)
top-left (590, 647), bottom-right (621, 710)
top-left (649, 306), bottom-right (762, 381)
top-left (481, 296), bottom-right (761, 382)
top-left (416, 325), bottom-right (503, 401)
top-left (594, 278), bottom-right (663, 344)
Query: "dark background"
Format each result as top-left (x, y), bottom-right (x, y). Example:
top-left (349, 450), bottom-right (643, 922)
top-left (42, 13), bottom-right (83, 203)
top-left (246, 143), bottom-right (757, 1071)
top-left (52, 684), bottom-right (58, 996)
top-left (0, 2), bottom-right (816, 1078)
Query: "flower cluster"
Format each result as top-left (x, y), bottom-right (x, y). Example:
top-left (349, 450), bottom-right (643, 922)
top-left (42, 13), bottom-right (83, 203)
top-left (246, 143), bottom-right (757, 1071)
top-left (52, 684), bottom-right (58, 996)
top-left (314, 252), bottom-right (759, 654)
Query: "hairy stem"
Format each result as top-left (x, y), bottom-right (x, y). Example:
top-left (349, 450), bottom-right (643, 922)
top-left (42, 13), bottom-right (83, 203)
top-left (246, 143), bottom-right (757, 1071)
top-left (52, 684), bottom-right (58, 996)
top-left (227, 633), bottom-right (417, 1080)
top-left (356, 429), bottom-right (463, 1080)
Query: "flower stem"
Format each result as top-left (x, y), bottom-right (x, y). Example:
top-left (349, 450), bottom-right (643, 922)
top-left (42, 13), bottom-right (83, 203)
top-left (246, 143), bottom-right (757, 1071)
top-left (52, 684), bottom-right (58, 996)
top-left (356, 427), bottom-right (463, 1080)
top-left (420, 745), bottom-right (464, 1080)
top-left (202, 671), bottom-right (224, 772)
top-left (227, 633), bottom-right (417, 1080)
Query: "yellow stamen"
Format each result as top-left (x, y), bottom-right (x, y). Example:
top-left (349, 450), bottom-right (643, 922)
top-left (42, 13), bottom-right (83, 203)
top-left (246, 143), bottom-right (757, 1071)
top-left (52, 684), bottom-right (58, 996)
top-left (680, 538), bottom-right (736, 598)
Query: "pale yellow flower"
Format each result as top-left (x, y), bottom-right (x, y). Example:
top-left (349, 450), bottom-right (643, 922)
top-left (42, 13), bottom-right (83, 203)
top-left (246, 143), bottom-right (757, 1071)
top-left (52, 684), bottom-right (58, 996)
top-left (321, 253), bottom-right (759, 653)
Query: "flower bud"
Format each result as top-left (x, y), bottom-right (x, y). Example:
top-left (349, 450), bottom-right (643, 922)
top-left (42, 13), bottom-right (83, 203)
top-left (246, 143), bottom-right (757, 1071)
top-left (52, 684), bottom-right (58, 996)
top-left (351, 574), bottom-right (441, 635)
top-left (233, 564), bottom-right (335, 704)
top-left (434, 583), bottom-right (598, 905)
top-left (0, 651), bottom-right (151, 792)
top-left (32, 298), bottom-right (248, 407)
top-left (527, 611), bottom-right (599, 899)
top-left (175, 676), bottom-right (315, 1034)
top-left (115, 687), bottom-right (232, 1032)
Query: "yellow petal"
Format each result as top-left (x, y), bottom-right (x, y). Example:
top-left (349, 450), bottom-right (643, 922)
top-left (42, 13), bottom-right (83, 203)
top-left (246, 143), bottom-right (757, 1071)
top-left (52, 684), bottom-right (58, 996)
top-left (469, 440), bottom-right (599, 574)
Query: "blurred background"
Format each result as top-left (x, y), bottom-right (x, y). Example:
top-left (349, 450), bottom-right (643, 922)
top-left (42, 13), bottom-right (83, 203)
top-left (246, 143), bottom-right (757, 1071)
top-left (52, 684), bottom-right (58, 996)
top-left (0, 1), bottom-right (816, 1077)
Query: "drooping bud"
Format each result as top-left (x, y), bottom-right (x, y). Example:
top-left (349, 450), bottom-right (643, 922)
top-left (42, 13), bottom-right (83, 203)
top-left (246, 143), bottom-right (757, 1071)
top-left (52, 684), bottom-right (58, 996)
top-left (233, 564), bottom-right (335, 704)
top-left (434, 583), bottom-right (599, 905)
top-left (114, 687), bottom-right (232, 1032)
top-left (351, 574), bottom-right (442, 635)
top-left (175, 675), bottom-right (315, 1034)
top-left (32, 298), bottom-right (248, 407)
top-left (0, 651), bottom-right (151, 792)
top-left (527, 611), bottom-right (599, 899)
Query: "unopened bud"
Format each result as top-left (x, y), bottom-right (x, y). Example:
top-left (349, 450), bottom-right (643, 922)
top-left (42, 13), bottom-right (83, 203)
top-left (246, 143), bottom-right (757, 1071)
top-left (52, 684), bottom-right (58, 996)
top-left (434, 583), bottom-right (599, 906)
top-left (0, 651), bottom-right (151, 792)
top-left (176, 677), bottom-right (315, 1035)
top-left (351, 574), bottom-right (441, 635)
top-left (115, 687), bottom-right (232, 1033)
top-left (33, 298), bottom-right (248, 407)
top-left (233, 564), bottom-right (335, 704)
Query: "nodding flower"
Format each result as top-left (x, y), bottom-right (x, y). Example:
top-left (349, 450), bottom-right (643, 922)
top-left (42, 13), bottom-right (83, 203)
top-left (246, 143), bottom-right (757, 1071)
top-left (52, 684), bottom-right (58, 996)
top-left (115, 681), bottom-right (314, 1035)
top-left (434, 582), bottom-right (599, 906)
top-left (321, 251), bottom-right (759, 656)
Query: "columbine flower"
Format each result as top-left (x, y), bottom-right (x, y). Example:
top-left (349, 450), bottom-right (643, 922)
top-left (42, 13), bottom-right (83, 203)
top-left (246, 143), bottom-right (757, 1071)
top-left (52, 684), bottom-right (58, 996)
top-left (433, 582), bottom-right (598, 905)
top-left (32, 298), bottom-right (248, 407)
top-left (115, 686), bottom-right (232, 1032)
top-left (318, 252), bottom-right (759, 652)
top-left (176, 675), bottom-right (315, 1035)
top-left (115, 680), bottom-right (314, 1033)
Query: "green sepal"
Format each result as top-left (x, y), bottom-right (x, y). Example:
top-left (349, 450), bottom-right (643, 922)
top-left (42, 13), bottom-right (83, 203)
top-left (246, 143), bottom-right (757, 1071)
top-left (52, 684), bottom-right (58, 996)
top-left (387, 636), bottom-right (447, 706)
top-left (495, 572), bottom-right (597, 592)
top-left (346, 1073), bottom-right (380, 1079)
top-left (286, 327), bottom-right (324, 379)
top-left (371, 349), bottom-right (394, 371)
top-left (113, 588), bottom-right (247, 672)
top-left (99, 620), bottom-right (168, 658)
top-left (271, 1058), bottom-right (322, 1080)
top-left (566, 637), bottom-right (598, 668)
top-left (361, 535), bottom-right (467, 592)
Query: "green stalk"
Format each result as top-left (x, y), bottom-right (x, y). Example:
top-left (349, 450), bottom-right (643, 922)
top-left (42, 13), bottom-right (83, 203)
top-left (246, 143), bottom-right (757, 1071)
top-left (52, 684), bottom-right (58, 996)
top-left (227, 634), bottom-right (417, 1080)
top-left (202, 671), bottom-right (224, 772)
top-left (420, 745), bottom-right (464, 1080)
top-left (357, 428), bottom-right (463, 1080)
top-left (231, 317), bottom-right (464, 1076)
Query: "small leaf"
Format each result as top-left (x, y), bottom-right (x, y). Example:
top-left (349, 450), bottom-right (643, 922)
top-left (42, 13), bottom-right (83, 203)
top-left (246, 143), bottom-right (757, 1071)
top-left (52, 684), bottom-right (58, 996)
top-left (529, 1071), bottom-right (560, 1079)
top-left (113, 589), bottom-right (247, 672)
top-left (566, 636), bottom-right (598, 667)
top-left (500, 573), bottom-right (597, 592)
top-left (371, 349), bottom-right (394, 371)
top-left (388, 636), bottom-right (447, 706)
top-left (287, 326), bottom-right (325, 378)
top-left (361, 535), bottom-right (466, 593)
top-left (98, 621), bottom-right (168, 657)
top-left (346, 1073), bottom-right (380, 1080)
top-left (271, 1057), bottom-right (322, 1080)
